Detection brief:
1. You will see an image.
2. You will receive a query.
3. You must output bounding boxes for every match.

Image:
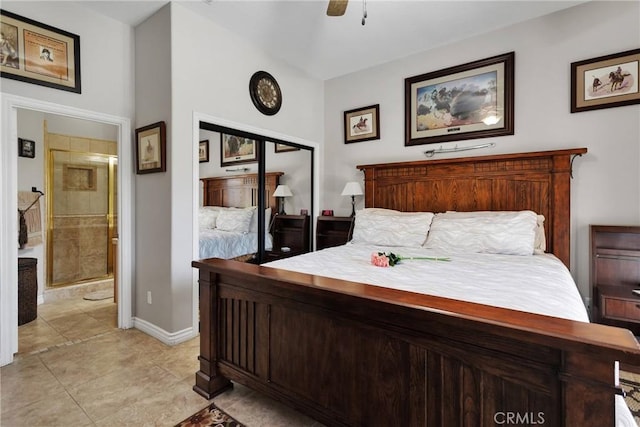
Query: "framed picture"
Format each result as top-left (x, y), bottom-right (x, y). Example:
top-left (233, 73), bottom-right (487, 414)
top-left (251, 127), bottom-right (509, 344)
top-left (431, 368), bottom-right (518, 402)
top-left (571, 49), bottom-right (640, 113)
top-left (344, 104), bottom-right (380, 143)
top-left (135, 121), bottom-right (166, 174)
top-left (0, 10), bottom-right (81, 93)
top-left (405, 52), bottom-right (514, 146)
top-left (275, 143), bottom-right (299, 153)
top-left (18, 138), bottom-right (35, 158)
top-left (199, 140), bottom-right (209, 163)
top-left (220, 134), bottom-right (258, 166)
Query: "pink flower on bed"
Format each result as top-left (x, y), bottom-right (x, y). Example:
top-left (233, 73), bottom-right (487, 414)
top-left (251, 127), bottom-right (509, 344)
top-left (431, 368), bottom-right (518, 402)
top-left (371, 251), bottom-right (450, 267)
top-left (371, 252), bottom-right (390, 267)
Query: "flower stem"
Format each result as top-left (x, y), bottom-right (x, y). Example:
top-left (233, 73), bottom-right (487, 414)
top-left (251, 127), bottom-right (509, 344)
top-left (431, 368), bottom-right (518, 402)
top-left (399, 256), bottom-right (451, 262)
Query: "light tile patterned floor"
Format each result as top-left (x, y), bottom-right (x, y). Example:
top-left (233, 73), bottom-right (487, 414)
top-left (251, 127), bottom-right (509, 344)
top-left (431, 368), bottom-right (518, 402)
top-left (1, 295), bottom-right (322, 427)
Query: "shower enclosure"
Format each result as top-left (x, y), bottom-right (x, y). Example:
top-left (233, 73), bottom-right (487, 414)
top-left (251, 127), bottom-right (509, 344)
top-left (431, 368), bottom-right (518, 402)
top-left (47, 149), bottom-right (117, 287)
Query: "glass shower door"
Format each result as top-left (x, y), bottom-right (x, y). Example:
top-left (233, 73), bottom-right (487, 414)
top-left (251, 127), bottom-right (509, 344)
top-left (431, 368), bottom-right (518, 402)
top-left (48, 150), bottom-right (116, 287)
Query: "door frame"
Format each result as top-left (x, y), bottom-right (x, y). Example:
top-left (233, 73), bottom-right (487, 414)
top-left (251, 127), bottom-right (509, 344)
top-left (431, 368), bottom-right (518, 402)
top-left (1, 94), bottom-right (134, 366)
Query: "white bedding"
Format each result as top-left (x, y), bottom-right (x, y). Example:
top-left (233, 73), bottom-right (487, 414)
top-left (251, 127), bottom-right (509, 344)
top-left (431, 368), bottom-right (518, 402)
top-left (265, 244), bottom-right (638, 426)
top-left (199, 229), bottom-right (272, 260)
top-left (265, 243), bottom-right (588, 321)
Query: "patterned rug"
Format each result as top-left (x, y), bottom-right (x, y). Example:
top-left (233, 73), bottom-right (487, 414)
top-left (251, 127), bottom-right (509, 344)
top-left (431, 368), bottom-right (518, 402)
top-left (175, 402), bottom-right (244, 427)
top-left (620, 377), bottom-right (640, 425)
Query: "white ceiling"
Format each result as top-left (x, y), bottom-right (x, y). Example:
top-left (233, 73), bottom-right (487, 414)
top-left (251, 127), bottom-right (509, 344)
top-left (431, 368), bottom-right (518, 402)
top-left (77, 0), bottom-right (587, 80)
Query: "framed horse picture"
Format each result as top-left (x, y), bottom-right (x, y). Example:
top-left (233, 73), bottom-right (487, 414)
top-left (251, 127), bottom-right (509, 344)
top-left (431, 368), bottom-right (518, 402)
top-left (571, 48), bottom-right (640, 113)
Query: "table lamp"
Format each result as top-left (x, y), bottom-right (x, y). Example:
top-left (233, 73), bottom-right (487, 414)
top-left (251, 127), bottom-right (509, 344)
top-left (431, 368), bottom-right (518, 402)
top-left (273, 184), bottom-right (293, 215)
top-left (341, 181), bottom-right (363, 217)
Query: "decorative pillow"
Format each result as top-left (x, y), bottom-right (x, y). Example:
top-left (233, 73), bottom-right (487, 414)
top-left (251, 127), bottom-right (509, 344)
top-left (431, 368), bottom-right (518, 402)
top-left (216, 208), bottom-right (254, 233)
top-left (351, 208), bottom-right (434, 247)
top-left (249, 207), bottom-right (272, 233)
top-left (424, 210), bottom-right (538, 255)
top-left (198, 207), bottom-right (220, 230)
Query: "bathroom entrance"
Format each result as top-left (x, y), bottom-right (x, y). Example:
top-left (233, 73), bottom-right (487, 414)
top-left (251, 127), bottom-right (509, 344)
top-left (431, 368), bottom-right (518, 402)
top-left (47, 145), bottom-right (117, 288)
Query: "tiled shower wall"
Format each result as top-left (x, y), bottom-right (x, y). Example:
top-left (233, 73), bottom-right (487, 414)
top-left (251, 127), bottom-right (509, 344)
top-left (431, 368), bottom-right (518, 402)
top-left (48, 133), bottom-right (116, 286)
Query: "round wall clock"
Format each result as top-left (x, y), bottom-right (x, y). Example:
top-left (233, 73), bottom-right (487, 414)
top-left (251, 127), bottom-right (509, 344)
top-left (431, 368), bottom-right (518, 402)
top-left (249, 71), bottom-right (282, 116)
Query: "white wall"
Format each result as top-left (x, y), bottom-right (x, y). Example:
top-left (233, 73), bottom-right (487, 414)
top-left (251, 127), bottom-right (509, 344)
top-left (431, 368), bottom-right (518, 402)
top-left (324, 1), bottom-right (640, 304)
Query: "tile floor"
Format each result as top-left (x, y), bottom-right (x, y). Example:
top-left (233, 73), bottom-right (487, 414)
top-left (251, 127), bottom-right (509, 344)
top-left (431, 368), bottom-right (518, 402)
top-left (1, 294), bottom-right (322, 426)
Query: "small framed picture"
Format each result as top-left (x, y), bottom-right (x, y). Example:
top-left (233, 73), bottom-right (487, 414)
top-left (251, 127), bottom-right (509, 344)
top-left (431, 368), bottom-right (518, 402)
top-left (571, 48), bottom-right (640, 113)
top-left (344, 104), bottom-right (380, 144)
top-left (135, 121), bottom-right (166, 174)
top-left (300, 209), bottom-right (308, 216)
top-left (18, 138), bottom-right (35, 158)
top-left (199, 140), bottom-right (209, 163)
top-left (321, 209), bottom-right (334, 216)
top-left (275, 143), bottom-right (300, 153)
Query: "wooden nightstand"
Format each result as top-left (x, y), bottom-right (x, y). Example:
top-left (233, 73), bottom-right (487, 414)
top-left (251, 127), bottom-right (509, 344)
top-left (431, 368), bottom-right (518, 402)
top-left (266, 214), bottom-right (310, 261)
top-left (316, 216), bottom-right (354, 250)
top-left (591, 225), bottom-right (640, 335)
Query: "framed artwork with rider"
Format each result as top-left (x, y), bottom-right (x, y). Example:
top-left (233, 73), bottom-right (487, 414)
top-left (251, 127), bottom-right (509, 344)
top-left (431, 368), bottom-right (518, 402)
top-left (571, 48), bottom-right (640, 113)
top-left (344, 104), bottom-right (380, 144)
top-left (404, 52), bottom-right (514, 146)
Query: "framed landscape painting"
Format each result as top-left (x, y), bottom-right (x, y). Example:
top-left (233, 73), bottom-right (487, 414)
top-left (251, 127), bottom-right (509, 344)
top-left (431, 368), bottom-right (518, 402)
top-left (220, 134), bottom-right (258, 166)
top-left (405, 52), bottom-right (514, 146)
top-left (571, 48), bottom-right (640, 113)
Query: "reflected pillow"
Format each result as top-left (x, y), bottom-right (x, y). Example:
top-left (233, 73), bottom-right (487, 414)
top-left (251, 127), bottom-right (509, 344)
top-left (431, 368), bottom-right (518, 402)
top-left (198, 207), bottom-right (220, 230)
top-left (216, 209), bottom-right (254, 233)
top-left (249, 207), bottom-right (272, 233)
top-left (351, 208), bottom-right (434, 247)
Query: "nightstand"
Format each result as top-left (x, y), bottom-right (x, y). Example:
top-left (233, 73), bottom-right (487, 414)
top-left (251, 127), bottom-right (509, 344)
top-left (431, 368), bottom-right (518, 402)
top-left (316, 216), bottom-right (354, 250)
top-left (266, 214), bottom-right (310, 261)
top-left (591, 225), bottom-right (640, 335)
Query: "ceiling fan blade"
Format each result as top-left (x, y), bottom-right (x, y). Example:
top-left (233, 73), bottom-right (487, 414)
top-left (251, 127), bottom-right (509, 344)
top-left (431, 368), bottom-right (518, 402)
top-left (327, 0), bottom-right (348, 16)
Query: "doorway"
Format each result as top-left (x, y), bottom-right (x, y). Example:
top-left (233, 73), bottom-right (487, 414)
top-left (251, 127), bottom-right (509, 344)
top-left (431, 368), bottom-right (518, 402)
top-left (1, 94), bottom-right (134, 366)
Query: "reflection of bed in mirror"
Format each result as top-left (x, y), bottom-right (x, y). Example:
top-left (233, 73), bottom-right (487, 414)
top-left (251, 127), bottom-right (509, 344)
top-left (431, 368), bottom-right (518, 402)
top-left (198, 172), bottom-right (282, 261)
top-left (193, 149), bottom-right (640, 426)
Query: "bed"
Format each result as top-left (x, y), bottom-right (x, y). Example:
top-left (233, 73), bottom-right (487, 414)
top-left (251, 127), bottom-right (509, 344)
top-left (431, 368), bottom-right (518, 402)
top-left (192, 149), bottom-right (640, 426)
top-left (199, 172), bottom-right (282, 261)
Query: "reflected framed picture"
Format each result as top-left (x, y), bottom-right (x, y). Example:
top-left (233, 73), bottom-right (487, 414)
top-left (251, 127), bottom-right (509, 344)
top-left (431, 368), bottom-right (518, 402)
top-left (199, 140), bottom-right (209, 163)
top-left (405, 52), bottom-right (514, 146)
top-left (135, 121), bottom-right (166, 174)
top-left (571, 48), bottom-right (640, 113)
top-left (18, 138), bottom-right (35, 158)
top-left (220, 134), bottom-right (258, 166)
top-left (344, 104), bottom-right (380, 143)
top-left (275, 143), bottom-right (299, 153)
top-left (0, 10), bottom-right (81, 93)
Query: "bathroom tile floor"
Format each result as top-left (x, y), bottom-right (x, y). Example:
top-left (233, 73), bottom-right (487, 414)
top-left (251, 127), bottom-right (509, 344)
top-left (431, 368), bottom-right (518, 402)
top-left (2, 295), bottom-right (322, 426)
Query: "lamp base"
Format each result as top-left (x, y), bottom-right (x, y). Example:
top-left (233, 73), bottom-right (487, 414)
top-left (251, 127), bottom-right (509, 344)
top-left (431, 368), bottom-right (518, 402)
top-left (350, 196), bottom-right (356, 217)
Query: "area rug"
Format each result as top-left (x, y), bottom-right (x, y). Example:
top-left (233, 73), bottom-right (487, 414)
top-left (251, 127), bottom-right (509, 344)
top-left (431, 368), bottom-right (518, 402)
top-left (83, 290), bottom-right (114, 301)
top-left (620, 377), bottom-right (640, 424)
top-left (175, 402), bottom-right (244, 427)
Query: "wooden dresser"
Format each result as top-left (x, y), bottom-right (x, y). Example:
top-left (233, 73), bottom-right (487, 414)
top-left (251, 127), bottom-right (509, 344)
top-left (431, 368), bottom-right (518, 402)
top-left (316, 216), bottom-right (354, 250)
top-left (266, 214), bottom-right (310, 261)
top-left (591, 225), bottom-right (640, 335)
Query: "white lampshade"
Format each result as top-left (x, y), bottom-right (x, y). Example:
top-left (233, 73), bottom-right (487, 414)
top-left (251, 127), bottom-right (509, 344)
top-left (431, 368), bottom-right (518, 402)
top-left (341, 182), bottom-right (363, 197)
top-left (273, 184), bottom-right (293, 198)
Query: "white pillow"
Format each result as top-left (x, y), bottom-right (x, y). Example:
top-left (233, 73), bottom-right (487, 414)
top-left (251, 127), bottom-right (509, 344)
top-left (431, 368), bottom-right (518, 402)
top-left (198, 207), bottom-right (220, 230)
top-left (351, 208), bottom-right (434, 247)
top-left (216, 208), bottom-right (254, 233)
top-left (249, 207), bottom-right (272, 233)
top-left (424, 210), bottom-right (538, 255)
top-left (441, 211), bottom-right (546, 254)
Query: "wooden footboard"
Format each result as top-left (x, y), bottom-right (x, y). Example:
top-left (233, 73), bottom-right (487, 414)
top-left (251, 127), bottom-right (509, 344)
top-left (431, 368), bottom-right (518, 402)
top-left (193, 259), bottom-right (640, 426)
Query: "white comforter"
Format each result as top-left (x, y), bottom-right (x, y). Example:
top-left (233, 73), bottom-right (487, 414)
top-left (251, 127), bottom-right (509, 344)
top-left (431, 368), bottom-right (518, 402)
top-left (265, 243), bottom-right (589, 322)
top-left (199, 229), bottom-right (272, 260)
top-left (265, 243), bottom-right (638, 426)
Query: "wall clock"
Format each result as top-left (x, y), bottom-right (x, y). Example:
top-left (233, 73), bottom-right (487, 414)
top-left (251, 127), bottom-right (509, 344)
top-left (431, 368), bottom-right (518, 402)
top-left (249, 71), bottom-right (282, 116)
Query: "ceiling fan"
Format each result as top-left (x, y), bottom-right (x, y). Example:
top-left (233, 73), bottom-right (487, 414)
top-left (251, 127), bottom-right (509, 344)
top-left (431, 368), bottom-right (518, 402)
top-left (327, 0), bottom-right (367, 25)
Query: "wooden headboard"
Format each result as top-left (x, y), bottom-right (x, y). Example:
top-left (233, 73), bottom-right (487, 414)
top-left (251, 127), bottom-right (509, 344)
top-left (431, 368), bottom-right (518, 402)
top-left (358, 148), bottom-right (587, 268)
top-left (200, 172), bottom-right (283, 213)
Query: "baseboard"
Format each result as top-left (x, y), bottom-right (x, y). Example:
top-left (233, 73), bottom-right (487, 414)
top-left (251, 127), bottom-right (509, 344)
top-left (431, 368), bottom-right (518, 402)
top-left (132, 316), bottom-right (197, 346)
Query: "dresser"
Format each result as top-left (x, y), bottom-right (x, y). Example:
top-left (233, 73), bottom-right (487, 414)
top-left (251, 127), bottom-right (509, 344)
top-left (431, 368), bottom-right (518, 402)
top-left (590, 225), bottom-right (640, 335)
